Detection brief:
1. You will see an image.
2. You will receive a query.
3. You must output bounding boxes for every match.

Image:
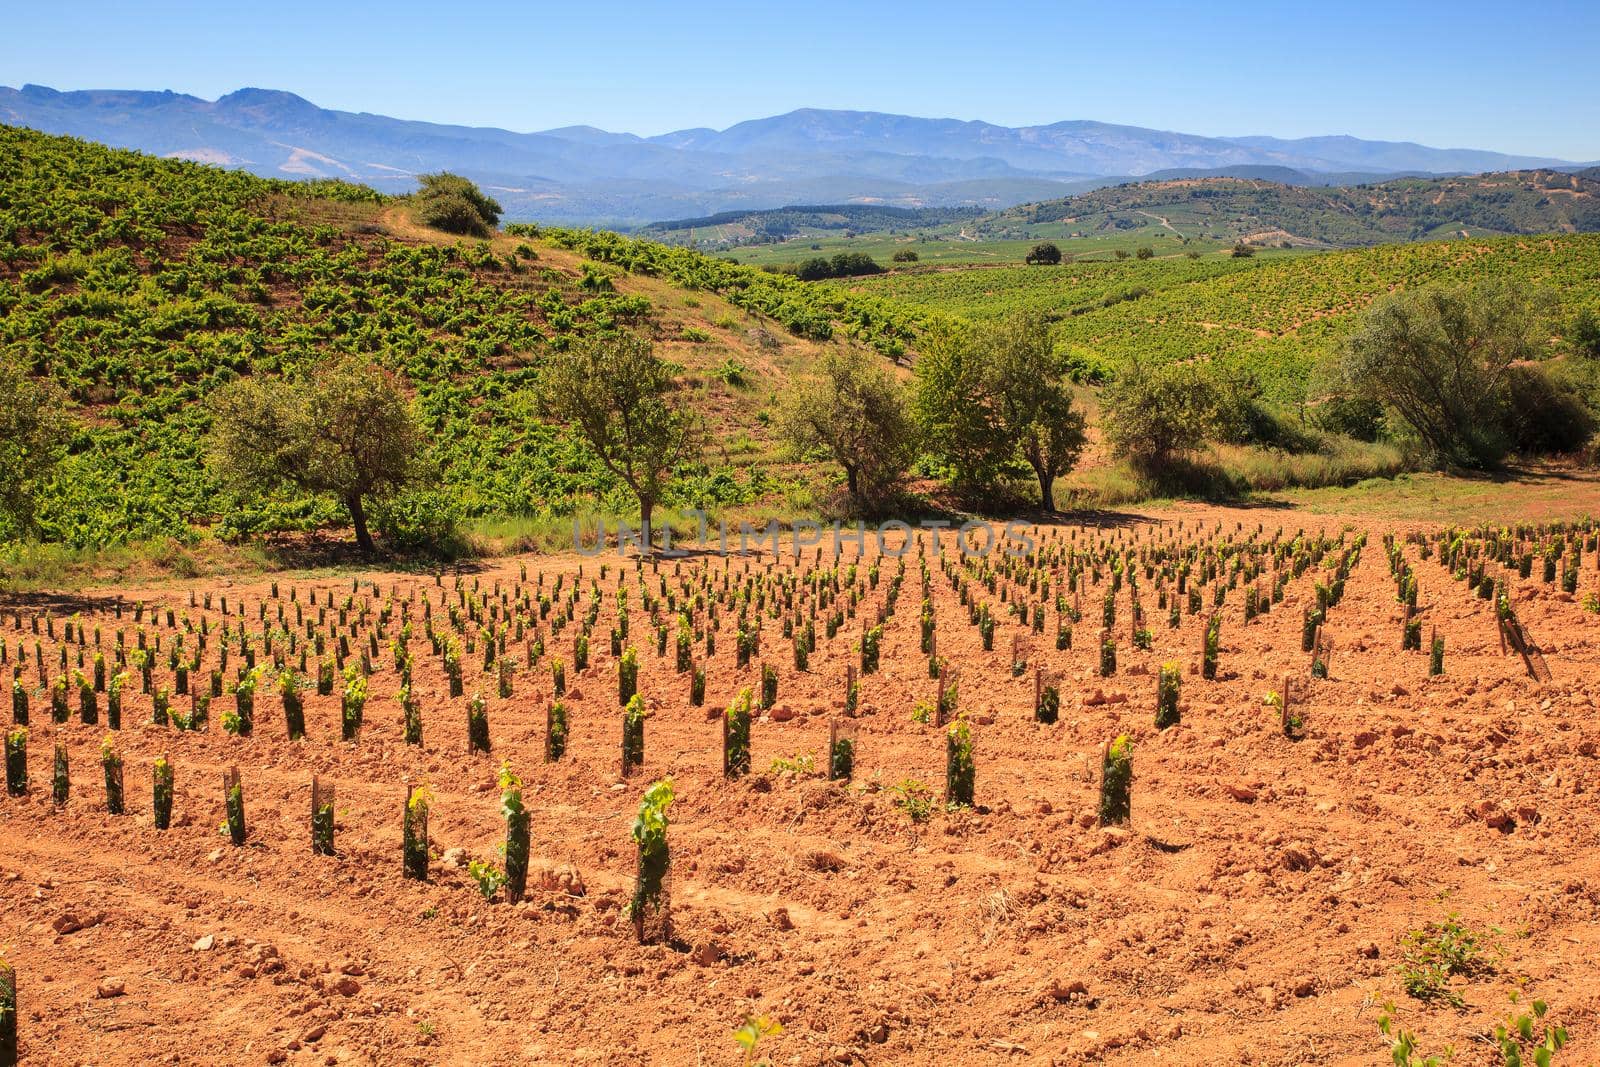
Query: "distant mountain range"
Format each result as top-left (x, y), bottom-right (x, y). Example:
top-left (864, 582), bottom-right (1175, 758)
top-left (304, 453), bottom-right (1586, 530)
top-left (2, 83), bottom-right (1589, 226)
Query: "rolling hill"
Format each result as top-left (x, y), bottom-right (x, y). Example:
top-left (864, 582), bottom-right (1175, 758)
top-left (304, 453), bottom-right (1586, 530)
top-left (2, 84), bottom-right (1585, 225)
top-left (5, 125), bottom-right (1599, 552)
top-left (850, 232), bottom-right (1600, 404)
top-left (978, 170), bottom-right (1600, 246)
top-left (0, 126), bottom-right (924, 548)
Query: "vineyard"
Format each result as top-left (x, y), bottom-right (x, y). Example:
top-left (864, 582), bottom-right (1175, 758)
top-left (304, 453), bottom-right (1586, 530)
top-left (852, 235), bottom-right (1600, 402)
top-left (0, 127), bottom-right (927, 549)
top-left (1, 503), bottom-right (1596, 1063)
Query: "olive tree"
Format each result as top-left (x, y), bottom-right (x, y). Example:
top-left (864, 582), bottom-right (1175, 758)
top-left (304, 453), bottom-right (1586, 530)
top-left (0, 358), bottom-right (70, 538)
top-left (209, 356), bottom-right (421, 553)
top-left (984, 314), bottom-right (1087, 510)
top-left (540, 332), bottom-right (699, 547)
top-left (779, 347), bottom-right (915, 511)
top-left (912, 324), bottom-right (1012, 493)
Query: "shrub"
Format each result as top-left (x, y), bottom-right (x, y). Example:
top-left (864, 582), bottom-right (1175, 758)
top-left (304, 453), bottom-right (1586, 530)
top-left (1502, 364), bottom-right (1593, 454)
top-left (1025, 242), bottom-right (1062, 265)
top-left (1339, 280), bottom-right (1548, 468)
top-left (413, 172), bottom-right (502, 237)
top-left (1100, 361), bottom-right (1220, 472)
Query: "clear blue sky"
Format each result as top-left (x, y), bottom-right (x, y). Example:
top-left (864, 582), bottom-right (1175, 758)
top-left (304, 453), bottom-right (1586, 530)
top-left (4, 0), bottom-right (1597, 158)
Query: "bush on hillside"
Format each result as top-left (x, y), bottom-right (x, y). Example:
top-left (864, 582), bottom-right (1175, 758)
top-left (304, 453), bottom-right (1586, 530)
top-left (1025, 242), bottom-right (1062, 266)
top-left (1502, 364), bottom-right (1594, 454)
top-left (1338, 279), bottom-right (1548, 468)
top-left (414, 172), bottom-right (502, 237)
top-left (1100, 361), bottom-right (1220, 471)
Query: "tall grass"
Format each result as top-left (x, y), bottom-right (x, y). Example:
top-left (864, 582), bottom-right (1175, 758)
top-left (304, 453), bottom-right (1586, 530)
top-left (1061, 435), bottom-right (1412, 508)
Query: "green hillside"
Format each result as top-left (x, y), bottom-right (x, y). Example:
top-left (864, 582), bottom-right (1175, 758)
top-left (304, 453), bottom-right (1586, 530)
top-left (636, 203), bottom-right (982, 246)
top-left (680, 170), bottom-right (1600, 268)
top-left (852, 234), bottom-right (1600, 402)
top-left (4, 125), bottom-right (1598, 557)
top-left (982, 170), bottom-right (1600, 246)
top-left (0, 126), bottom-right (921, 548)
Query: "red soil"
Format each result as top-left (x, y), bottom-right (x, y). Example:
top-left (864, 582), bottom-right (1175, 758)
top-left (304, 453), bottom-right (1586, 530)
top-left (2, 507), bottom-right (1598, 1066)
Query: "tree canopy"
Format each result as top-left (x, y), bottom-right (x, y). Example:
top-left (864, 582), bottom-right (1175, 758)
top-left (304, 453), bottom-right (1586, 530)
top-left (1100, 360), bottom-right (1220, 472)
top-left (209, 356), bottom-right (421, 553)
top-left (1338, 280), bottom-right (1546, 468)
top-left (913, 315), bottom-right (1087, 508)
top-left (540, 332), bottom-right (699, 545)
top-left (779, 347), bottom-right (915, 512)
top-left (1024, 242), bottom-right (1062, 266)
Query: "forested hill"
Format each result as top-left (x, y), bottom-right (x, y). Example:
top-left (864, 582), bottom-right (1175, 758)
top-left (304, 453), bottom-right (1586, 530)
top-left (978, 170), bottom-right (1600, 246)
top-left (0, 126), bottom-right (923, 548)
top-left (636, 204), bottom-right (983, 243)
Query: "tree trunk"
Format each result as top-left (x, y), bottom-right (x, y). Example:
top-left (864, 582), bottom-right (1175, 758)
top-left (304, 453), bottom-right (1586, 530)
top-left (844, 464), bottom-right (859, 499)
top-left (1036, 467), bottom-right (1055, 512)
top-left (347, 494), bottom-right (375, 555)
top-left (639, 497), bottom-right (655, 557)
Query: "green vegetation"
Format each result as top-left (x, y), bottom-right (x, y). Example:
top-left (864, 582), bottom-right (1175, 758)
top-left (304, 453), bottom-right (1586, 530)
top-left (539, 332), bottom-right (700, 542)
top-left (914, 314), bottom-right (1087, 508)
top-left (468, 857), bottom-right (507, 901)
top-left (627, 778), bottom-right (675, 942)
top-left (6, 125), bottom-right (1600, 570)
top-left (414, 172), bottom-right (502, 238)
top-left (732, 1014), bottom-right (783, 1067)
top-left (0, 127), bottom-right (855, 553)
top-left (779, 346), bottom-right (915, 510)
top-left (1099, 735), bottom-right (1132, 825)
top-left (209, 354), bottom-right (421, 553)
top-left (890, 777), bottom-right (934, 822)
top-left (1399, 914), bottom-right (1495, 1006)
top-left (855, 234), bottom-right (1600, 408)
top-left (1337, 279), bottom-right (1588, 467)
top-left (0, 356), bottom-right (69, 538)
top-left (997, 170), bottom-right (1600, 247)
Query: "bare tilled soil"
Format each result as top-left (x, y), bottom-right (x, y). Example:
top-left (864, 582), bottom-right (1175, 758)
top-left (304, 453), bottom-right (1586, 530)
top-left (2, 506), bottom-right (1599, 1066)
